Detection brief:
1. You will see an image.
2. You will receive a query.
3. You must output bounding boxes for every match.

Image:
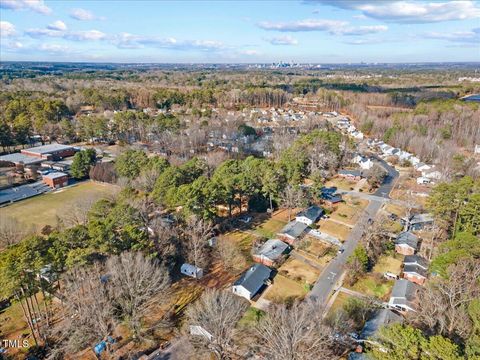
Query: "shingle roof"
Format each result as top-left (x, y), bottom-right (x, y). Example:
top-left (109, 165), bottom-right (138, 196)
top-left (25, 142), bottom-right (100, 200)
top-left (403, 264), bottom-right (427, 278)
top-left (296, 205), bottom-right (323, 222)
top-left (361, 309), bottom-right (403, 339)
top-left (234, 264), bottom-right (271, 294)
top-left (410, 213), bottom-right (434, 225)
top-left (395, 232), bottom-right (419, 249)
top-left (278, 221), bottom-right (308, 239)
top-left (403, 255), bottom-right (429, 270)
top-left (254, 239), bottom-right (289, 261)
top-left (391, 279), bottom-right (419, 300)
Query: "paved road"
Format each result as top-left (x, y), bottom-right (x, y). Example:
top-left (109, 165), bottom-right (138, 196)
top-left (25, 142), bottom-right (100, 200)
top-left (308, 160), bottom-right (399, 306)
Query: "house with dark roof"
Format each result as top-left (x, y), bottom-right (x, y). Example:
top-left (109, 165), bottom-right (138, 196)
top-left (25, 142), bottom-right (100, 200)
top-left (394, 232), bottom-right (419, 255)
top-left (295, 205), bottom-right (324, 225)
top-left (277, 221), bottom-right (308, 245)
top-left (232, 264), bottom-right (272, 300)
top-left (252, 239), bottom-right (290, 267)
top-left (360, 308), bottom-right (403, 341)
top-left (408, 213), bottom-right (434, 231)
top-left (402, 255), bottom-right (429, 285)
top-left (388, 279), bottom-right (420, 312)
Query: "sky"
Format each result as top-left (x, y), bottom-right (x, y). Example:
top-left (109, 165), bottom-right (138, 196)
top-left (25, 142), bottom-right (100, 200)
top-left (0, 0), bottom-right (479, 63)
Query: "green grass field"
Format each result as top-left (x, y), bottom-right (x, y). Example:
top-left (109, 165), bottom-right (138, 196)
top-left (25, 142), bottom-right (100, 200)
top-left (0, 181), bottom-right (118, 231)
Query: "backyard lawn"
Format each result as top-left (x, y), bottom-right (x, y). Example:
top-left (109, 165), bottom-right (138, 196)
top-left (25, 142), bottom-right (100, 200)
top-left (253, 218), bottom-right (288, 238)
top-left (325, 177), bottom-right (357, 191)
top-left (0, 181), bottom-right (118, 232)
top-left (327, 292), bottom-right (353, 317)
top-left (237, 307), bottom-right (265, 328)
top-left (220, 231), bottom-right (257, 257)
top-left (278, 258), bottom-right (321, 284)
top-left (264, 274), bottom-right (308, 304)
top-left (347, 274), bottom-right (394, 300)
top-left (373, 255), bottom-right (403, 276)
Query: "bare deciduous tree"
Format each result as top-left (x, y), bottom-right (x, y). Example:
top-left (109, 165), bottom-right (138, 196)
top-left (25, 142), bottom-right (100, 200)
top-left (412, 258), bottom-right (480, 339)
top-left (0, 216), bottom-right (33, 248)
top-left (216, 238), bottom-right (247, 274)
top-left (255, 301), bottom-right (340, 360)
top-left (280, 185), bottom-right (305, 222)
top-left (183, 215), bottom-right (214, 269)
top-left (58, 194), bottom-right (98, 228)
top-left (106, 251), bottom-right (170, 339)
top-left (186, 289), bottom-right (249, 360)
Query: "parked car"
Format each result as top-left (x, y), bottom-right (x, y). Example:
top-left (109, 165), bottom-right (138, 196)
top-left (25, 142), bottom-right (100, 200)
top-left (238, 216), bottom-right (252, 224)
top-left (338, 248), bottom-right (345, 254)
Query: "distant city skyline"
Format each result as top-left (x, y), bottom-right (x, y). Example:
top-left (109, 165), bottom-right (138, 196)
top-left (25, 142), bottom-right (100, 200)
top-left (1, 0), bottom-right (479, 63)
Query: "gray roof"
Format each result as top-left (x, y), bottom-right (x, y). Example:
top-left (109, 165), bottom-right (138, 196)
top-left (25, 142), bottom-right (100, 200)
top-left (361, 309), bottom-right (403, 339)
top-left (391, 279), bottom-right (419, 300)
top-left (0, 153), bottom-right (44, 165)
top-left (254, 239), bottom-right (289, 261)
top-left (23, 143), bottom-right (74, 155)
top-left (403, 255), bottom-right (428, 270)
top-left (403, 264), bottom-right (427, 278)
top-left (395, 232), bottom-right (419, 249)
top-left (296, 205), bottom-right (324, 222)
top-left (43, 172), bottom-right (68, 180)
top-left (410, 213), bottom-right (434, 225)
top-left (234, 264), bottom-right (271, 294)
top-left (339, 169), bottom-right (363, 177)
top-left (278, 221), bottom-right (308, 239)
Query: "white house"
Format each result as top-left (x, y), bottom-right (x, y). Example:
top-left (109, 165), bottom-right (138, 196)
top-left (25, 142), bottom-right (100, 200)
top-left (295, 205), bottom-right (324, 226)
top-left (416, 176), bottom-right (431, 185)
top-left (415, 163), bottom-right (431, 172)
top-left (181, 263), bottom-right (204, 279)
top-left (232, 264), bottom-right (271, 300)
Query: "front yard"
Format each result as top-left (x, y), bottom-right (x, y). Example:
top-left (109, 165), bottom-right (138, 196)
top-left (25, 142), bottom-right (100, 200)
top-left (278, 258), bottom-right (320, 284)
top-left (317, 219), bottom-right (351, 241)
top-left (263, 274), bottom-right (308, 304)
top-left (329, 195), bottom-right (369, 226)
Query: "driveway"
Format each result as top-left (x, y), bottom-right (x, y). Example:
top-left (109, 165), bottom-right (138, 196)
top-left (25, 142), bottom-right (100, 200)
top-left (308, 160), bottom-right (398, 306)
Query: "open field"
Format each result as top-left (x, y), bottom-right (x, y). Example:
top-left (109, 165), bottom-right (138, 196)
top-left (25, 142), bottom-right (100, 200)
top-left (0, 181), bottom-right (118, 231)
top-left (278, 258), bottom-right (321, 284)
top-left (318, 219), bottom-right (351, 241)
top-left (325, 177), bottom-right (357, 191)
top-left (299, 237), bottom-right (332, 259)
top-left (385, 203), bottom-right (406, 218)
top-left (264, 274), bottom-right (308, 304)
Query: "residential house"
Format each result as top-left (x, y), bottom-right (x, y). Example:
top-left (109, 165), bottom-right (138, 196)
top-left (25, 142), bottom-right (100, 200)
top-left (338, 169), bottom-right (364, 181)
top-left (415, 163), bottom-right (431, 172)
top-left (388, 279), bottom-right (420, 312)
top-left (277, 221), bottom-right (308, 245)
top-left (353, 155), bottom-right (374, 170)
top-left (402, 255), bottom-right (428, 285)
top-left (394, 232), bottom-right (419, 255)
top-left (232, 264), bottom-right (272, 300)
top-left (408, 213), bottom-right (434, 231)
top-left (252, 239), bottom-right (290, 267)
top-left (321, 193), bottom-right (343, 206)
top-left (295, 205), bottom-right (324, 226)
top-left (416, 176), bottom-right (431, 185)
top-left (360, 308), bottom-right (403, 341)
top-left (181, 263), bottom-right (204, 279)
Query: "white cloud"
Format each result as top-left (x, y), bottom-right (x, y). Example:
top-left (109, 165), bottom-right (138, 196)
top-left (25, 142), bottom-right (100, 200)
top-left (47, 20), bottom-right (67, 32)
top-left (258, 18), bottom-right (387, 36)
top-left (69, 8), bottom-right (99, 21)
top-left (266, 35), bottom-right (299, 45)
top-left (38, 43), bottom-right (70, 53)
top-left (66, 30), bottom-right (106, 41)
top-left (0, 0), bottom-right (51, 15)
top-left (112, 33), bottom-right (224, 51)
top-left (423, 28), bottom-right (480, 43)
top-left (0, 21), bottom-right (16, 37)
top-left (259, 19), bottom-right (347, 32)
top-left (313, 0), bottom-right (480, 23)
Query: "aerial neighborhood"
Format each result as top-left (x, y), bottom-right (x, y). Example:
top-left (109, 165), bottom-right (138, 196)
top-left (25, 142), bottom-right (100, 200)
top-left (0, 22), bottom-right (479, 360)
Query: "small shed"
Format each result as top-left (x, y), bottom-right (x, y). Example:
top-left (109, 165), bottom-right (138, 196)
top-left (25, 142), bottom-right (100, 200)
top-left (181, 263), bottom-right (204, 279)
